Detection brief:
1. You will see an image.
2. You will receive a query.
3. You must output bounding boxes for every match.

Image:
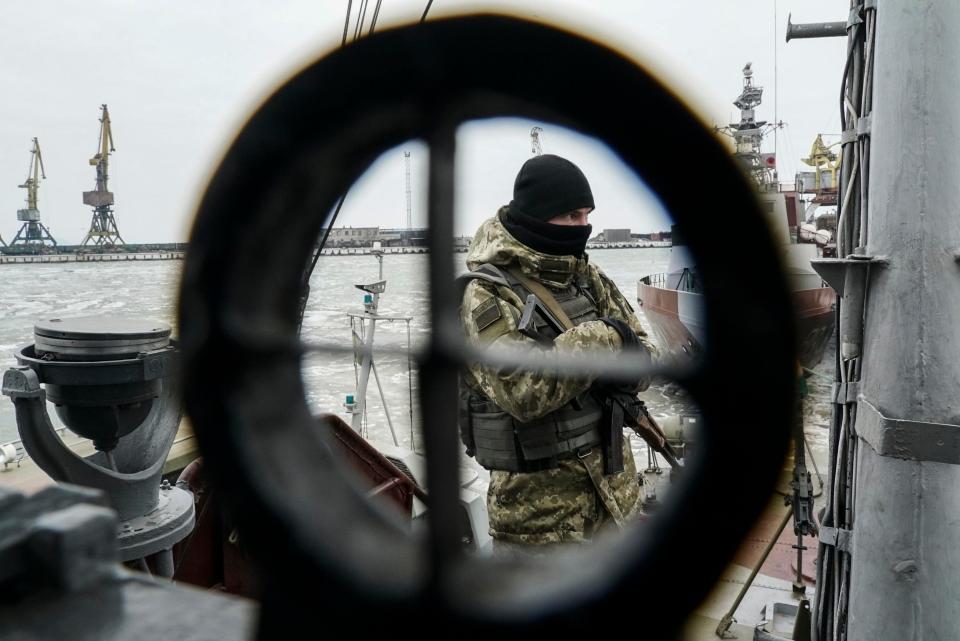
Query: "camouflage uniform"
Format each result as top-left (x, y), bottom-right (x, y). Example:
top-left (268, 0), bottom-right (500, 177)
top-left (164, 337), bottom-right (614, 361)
top-left (461, 209), bottom-right (656, 546)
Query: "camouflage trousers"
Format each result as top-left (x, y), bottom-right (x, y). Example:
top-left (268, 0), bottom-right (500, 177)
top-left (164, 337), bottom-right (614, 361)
top-left (486, 441), bottom-right (641, 547)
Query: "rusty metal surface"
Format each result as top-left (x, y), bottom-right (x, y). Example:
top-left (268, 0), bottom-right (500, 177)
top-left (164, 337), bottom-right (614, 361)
top-left (323, 413), bottom-right (422, 515)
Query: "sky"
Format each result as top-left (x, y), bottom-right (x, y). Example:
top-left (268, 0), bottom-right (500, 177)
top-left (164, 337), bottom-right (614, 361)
top-left (0, 1), bottom-right (846, 244)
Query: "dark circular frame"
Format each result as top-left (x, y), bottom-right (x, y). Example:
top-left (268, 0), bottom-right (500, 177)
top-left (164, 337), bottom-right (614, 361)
top-left (178, 14), bottom-right (796, 637)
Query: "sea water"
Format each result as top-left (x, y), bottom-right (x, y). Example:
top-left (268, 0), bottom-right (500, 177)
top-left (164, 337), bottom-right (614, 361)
top-left (0, 249), bottom-right (832, 458)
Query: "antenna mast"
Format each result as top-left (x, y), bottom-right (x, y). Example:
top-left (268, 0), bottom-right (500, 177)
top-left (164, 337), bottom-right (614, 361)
top-left (10, 137), bottom-right (57, 251)
top-left (716, 63), bottom-right (783, 192)
top-left (403, 151), bottom-right (412, 230)
top-left (82, 104), bottom-right (125, 247)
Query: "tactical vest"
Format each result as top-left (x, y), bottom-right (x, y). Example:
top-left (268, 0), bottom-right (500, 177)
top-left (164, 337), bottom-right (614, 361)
top-left (458, 264), bottom-right (604, 472)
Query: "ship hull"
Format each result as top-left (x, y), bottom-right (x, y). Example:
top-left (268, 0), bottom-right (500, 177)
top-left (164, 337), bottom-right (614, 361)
top-left (637, 280), bottom-right (835, 370)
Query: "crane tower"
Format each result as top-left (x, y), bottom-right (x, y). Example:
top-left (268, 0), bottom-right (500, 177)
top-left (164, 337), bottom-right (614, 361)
top-left (10, 137), bottom-right (57, 251)
top-left (404, 151), bottom-right (412, 230)
top-left (82, 104), bottom-right (125, 247)
top-left (530, 126), bottom-right (543, 155)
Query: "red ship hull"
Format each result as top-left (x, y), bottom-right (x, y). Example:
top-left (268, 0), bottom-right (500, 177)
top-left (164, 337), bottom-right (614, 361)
top-left (637, 279), bottom-right (835, 370)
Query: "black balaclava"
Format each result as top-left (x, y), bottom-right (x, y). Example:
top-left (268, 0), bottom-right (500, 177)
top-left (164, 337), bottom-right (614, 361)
top-left (503, 154), bottom-right (594, 257)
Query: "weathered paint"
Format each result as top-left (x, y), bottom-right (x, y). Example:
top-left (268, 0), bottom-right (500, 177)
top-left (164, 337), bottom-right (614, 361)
top-left (847, 2), bottom-right (960, 639)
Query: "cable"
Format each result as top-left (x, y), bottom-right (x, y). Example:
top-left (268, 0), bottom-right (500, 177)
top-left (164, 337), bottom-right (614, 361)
top-left (353, 0), bottom-right (368, 41)
top-left (421, 0), bottom-right (434, 23)
top-left (342, 0), bottom-right (353, 46)
top-left (306, 195), bottom-right (346, 284)
top-left (369, 0), bottom-right (383, 35)
top-left (297, 194), bottom-right (348, 332)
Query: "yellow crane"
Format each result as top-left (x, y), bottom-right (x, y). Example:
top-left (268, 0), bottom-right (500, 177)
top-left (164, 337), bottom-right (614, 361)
top-left (89, 104), bottom-right (115, 186)
top-left (20, 137), bottom-right (46, 212)
top-left (10, 137), bottom-right (57, 250)
top-left (82, 104), bottom-right (124, 247)
top-left (801, 134), bottom-right (841, 190)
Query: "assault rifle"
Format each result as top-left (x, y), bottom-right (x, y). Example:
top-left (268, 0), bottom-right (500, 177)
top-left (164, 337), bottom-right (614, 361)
top-left (517, 293), bottom-right (563, 345)
top-left (517, 293), bottom-right (682, 471)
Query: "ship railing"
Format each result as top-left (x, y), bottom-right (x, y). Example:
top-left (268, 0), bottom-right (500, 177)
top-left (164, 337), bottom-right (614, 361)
top-left (0, 427), bottom-right (68, 470)
top-left (640, 272), bottom-right (668, 288)
top-left (346, 309), bottom-right (416, 450)
top-left (639, 270), bottom-right (702, 294)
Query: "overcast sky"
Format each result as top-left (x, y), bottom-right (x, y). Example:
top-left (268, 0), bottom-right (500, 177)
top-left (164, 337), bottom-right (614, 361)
top-left (0, 1), bottom-right (846, 244)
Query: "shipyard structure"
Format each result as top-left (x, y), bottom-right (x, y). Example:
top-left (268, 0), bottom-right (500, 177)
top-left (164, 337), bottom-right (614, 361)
top-left (1, 104), bottom-right (134, 258)
top-left (2, 137), bottom-right (57, 254)
top-left (323, 226), bottom-right (670, 251)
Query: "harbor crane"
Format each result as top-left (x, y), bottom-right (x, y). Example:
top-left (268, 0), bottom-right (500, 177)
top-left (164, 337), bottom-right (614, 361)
top-left (10, 137), bottom-right (57, 250)
top-left (530, 126), bottom-right (543, 155)
top-left (801, 134), bottom-right (841, 191)
top-left (82, 104), bottom-right (125, 247)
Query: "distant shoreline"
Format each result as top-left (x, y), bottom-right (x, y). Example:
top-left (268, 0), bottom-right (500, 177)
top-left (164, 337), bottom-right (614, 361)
top-left (319, 242), bottom-right (671, 256)
top-left (0, 242), bottom-right (671, 265)
top-left (0, 251), bottom-right (184, 265)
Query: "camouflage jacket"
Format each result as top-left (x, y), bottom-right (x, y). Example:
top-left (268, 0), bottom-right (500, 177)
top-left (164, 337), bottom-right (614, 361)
top-left (460, 209), bottom-right (656, 545)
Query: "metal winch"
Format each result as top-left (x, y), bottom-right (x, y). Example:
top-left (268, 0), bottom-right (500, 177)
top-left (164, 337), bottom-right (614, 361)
top-left (1, 316), bottom-right (194, 575)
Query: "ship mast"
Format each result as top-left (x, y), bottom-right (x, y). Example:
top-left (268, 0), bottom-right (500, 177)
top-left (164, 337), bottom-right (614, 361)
top-left (717, 63), bottom-right (782, 192)
top-left (82, 104), bottom-right (125, 247)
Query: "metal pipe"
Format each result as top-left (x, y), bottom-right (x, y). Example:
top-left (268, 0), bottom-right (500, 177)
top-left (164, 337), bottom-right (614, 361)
top-left (848, 24), bottom-right (865, 249)
top-left (406, 320), bottom-right (415, 450)
top-left (370, 361), bottom-right (399, 446)
top-left (352, 310), bottom-right (377, 434)
top-left (786, 15), bottom-right (847, 42)
top-left (154, 548), bottom-right (175, 578)
top-left (846, 2), bottom-right (960, 638)
top-left (715, 508), bottom-right (793, 637)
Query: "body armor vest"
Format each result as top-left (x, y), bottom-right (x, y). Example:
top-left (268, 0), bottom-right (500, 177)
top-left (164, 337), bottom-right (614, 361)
top-left (459, 264), bottom-right (604, 472)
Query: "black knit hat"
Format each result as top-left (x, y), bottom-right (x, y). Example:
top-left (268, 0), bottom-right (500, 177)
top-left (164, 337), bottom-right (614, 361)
top-left (509, 154), bottom-right (595, 222)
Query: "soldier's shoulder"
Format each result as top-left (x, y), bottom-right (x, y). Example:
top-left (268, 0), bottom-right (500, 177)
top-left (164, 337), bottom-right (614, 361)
top-left (461, 279), bottom-right (519, 339)
top-left (461, 277), bottom-right (499, 306)
top-left (588, 262), bottom-right (613, 284)
top-left (587, 263), bottom-right (625, 296)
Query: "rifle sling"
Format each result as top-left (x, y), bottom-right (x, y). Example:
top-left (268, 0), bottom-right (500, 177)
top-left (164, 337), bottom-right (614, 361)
top-left (505, 267), bottom-right (574, 331)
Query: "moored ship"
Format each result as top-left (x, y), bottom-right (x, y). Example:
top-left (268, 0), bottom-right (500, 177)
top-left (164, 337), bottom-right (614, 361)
top-left (637, 63), bottom-right (836, 369)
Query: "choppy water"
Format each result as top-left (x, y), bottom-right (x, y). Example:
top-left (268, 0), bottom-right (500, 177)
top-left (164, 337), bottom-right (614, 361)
top-left (0, 249), bottom-right (833, 454)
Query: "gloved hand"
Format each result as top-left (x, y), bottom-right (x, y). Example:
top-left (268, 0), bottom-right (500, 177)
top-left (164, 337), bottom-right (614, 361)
top-left (595, 317), bottom-right (652, 392)
top-left (598, 317), bottom-right (641, 350)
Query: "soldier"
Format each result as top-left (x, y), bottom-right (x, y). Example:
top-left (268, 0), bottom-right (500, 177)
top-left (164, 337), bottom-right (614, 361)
top-left (459, 154), bottom-right (657, 555)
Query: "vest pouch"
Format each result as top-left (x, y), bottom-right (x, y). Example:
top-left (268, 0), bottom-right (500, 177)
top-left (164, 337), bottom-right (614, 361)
top-left (460, 265), bottom-right (605, 471)
top-left (516, 395), bottom-right (603, 461)
top-left (469, 396), bottom-right (524, 472)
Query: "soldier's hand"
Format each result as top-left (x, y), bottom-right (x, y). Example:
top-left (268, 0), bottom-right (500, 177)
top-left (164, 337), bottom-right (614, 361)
top-left (598, 317), bottom-right (642, 350)
top-left (555, 319), bottom-right (624, 350)
top-left (632, 410), bottom-right (667, 451)
top-left (591, 317), bottom-right (652, 388)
